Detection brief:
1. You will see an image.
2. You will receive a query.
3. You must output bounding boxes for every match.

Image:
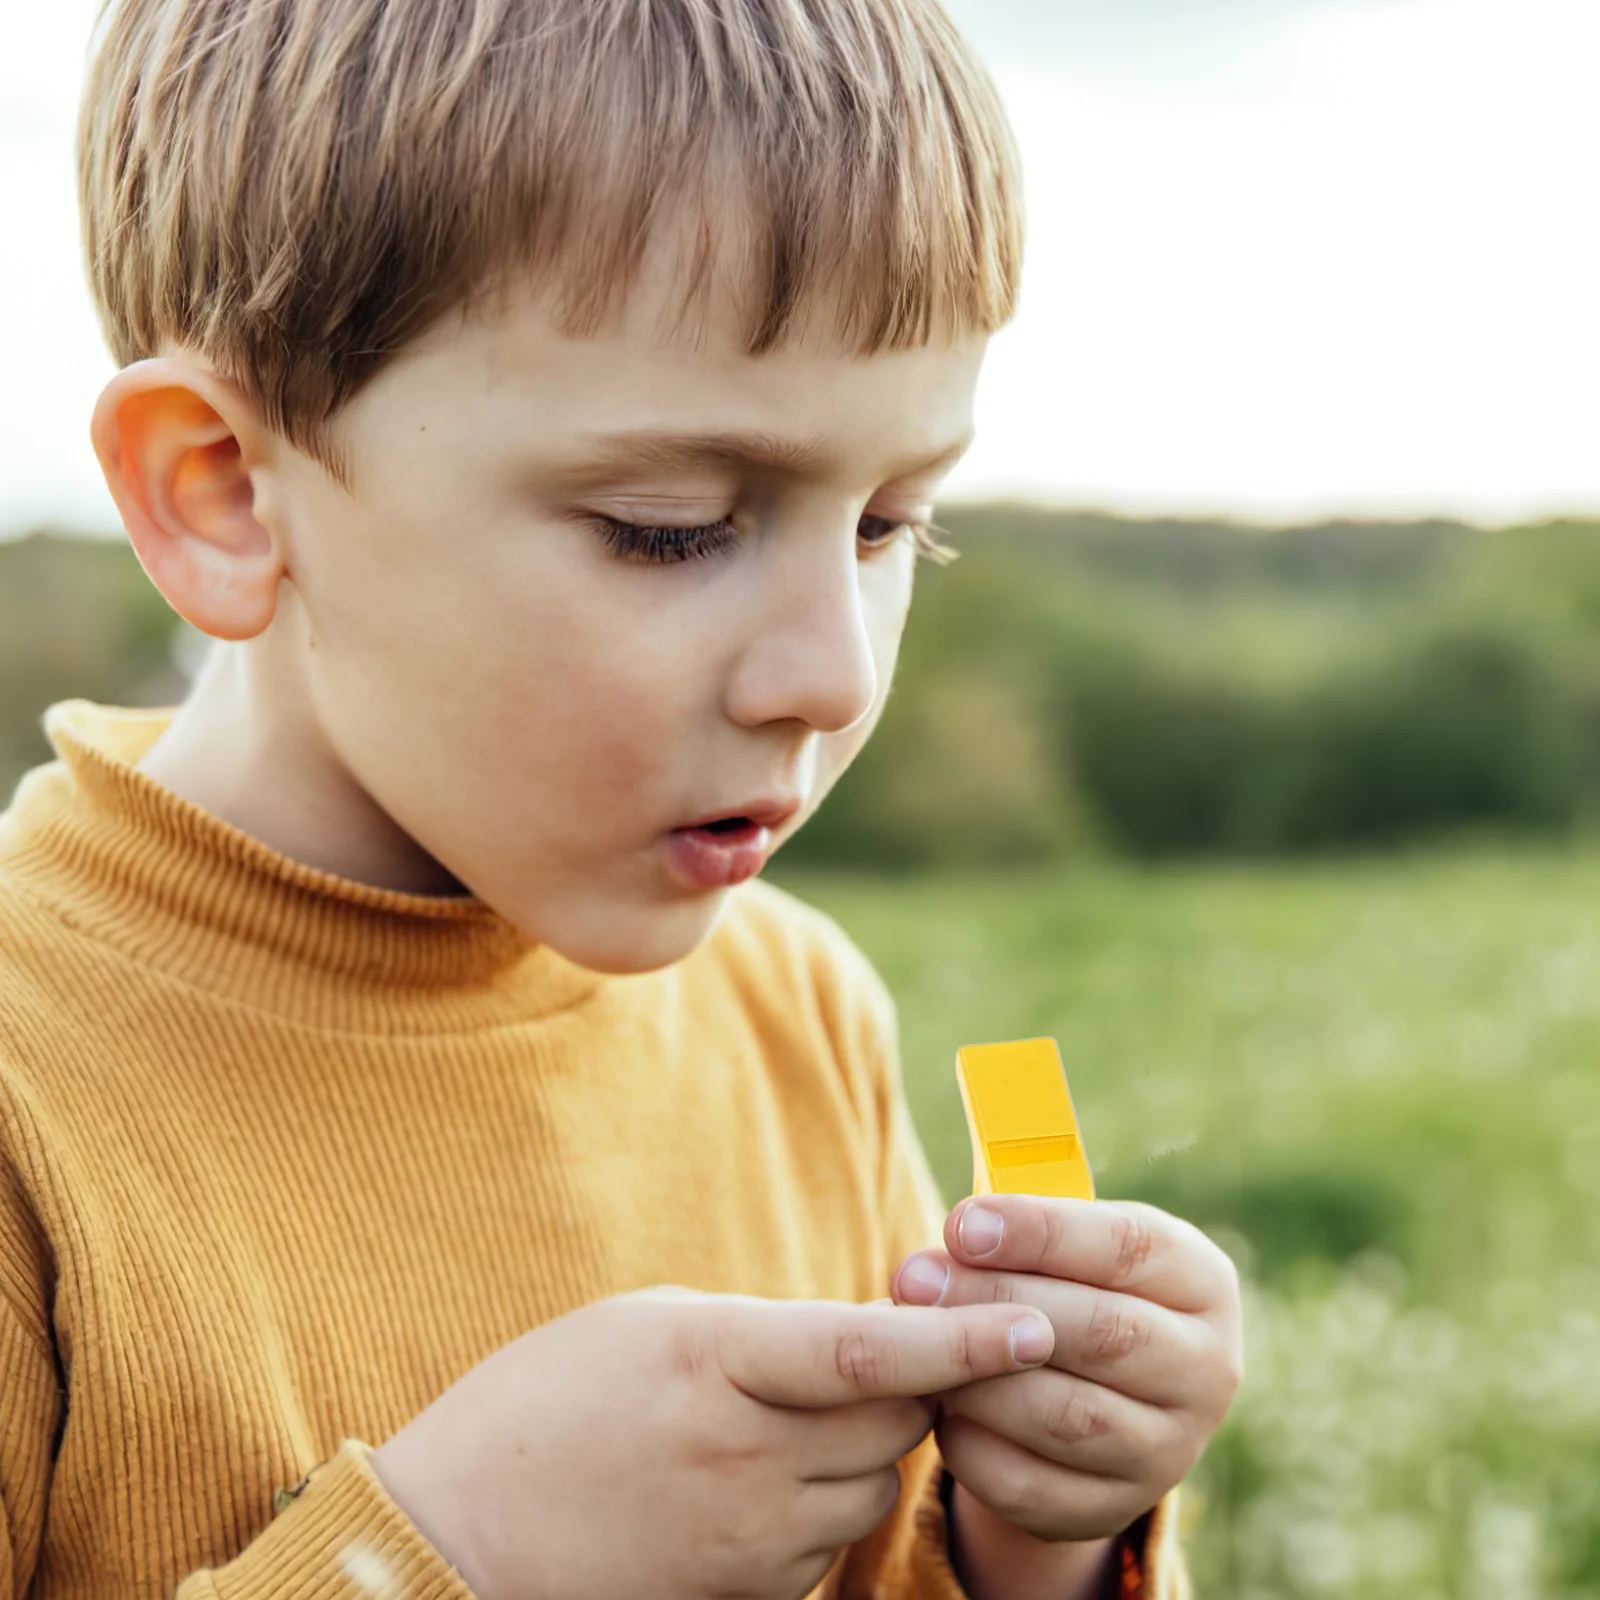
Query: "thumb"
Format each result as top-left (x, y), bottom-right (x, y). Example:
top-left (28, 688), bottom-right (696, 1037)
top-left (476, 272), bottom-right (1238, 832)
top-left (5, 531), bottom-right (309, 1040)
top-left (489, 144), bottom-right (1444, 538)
top-left (720, 1297), bottom-right (1053, 1409)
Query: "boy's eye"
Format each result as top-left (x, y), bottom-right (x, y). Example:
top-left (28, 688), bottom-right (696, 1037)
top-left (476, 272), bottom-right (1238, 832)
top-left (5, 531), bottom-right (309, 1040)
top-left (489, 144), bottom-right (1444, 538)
top-left (594, 515), bottom-right (738, 564)
top-left (591, 512), bottom-right (935, 565)
top-left (857, 513), bottom-right (911, 551)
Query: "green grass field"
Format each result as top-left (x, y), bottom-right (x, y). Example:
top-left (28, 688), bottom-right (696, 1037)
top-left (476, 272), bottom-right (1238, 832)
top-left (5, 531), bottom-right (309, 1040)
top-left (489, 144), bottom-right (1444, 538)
top-left (774, 848), bottom-right (1600, 1600)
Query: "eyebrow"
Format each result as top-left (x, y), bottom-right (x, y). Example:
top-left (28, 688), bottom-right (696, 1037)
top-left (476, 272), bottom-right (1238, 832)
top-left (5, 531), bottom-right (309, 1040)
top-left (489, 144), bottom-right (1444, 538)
top-left (548, 426), bottom-right (975, 486)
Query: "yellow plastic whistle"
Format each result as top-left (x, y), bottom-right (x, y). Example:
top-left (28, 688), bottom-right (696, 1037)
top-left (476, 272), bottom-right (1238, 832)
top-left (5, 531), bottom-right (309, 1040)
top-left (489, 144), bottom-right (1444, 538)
top-left (956, 1037), bottom-right (1095, 1201)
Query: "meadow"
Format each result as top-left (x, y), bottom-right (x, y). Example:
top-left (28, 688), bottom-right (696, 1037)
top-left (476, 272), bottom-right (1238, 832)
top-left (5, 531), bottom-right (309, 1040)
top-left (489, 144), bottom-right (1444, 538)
top-left (776, 850), bottom-right (1600, 1600)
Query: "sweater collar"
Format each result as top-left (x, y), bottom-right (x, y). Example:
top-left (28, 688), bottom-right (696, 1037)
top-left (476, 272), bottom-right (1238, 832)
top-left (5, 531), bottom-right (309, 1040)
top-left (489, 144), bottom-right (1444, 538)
top-left (1, 700), bottom-right (605, 1032)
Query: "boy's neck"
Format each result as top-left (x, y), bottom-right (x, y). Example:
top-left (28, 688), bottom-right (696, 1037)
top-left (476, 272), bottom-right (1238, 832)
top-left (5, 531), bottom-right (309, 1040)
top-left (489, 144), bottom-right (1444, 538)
top-left (139, 617), bottom-right (467, 899)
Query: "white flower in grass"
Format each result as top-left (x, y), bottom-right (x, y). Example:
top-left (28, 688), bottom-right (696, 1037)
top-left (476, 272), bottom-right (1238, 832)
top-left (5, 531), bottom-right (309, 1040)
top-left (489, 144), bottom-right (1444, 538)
top-left (1469, 1502), bottom-right (1541, 1600)
top-left (1284, 1518), bottom-right (1356, 1592)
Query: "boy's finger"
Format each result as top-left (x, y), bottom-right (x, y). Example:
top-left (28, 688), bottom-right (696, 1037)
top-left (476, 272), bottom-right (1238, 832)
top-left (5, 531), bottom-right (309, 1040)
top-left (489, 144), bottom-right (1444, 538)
top-left (940, 1365), bottom-right (1178, 1483)
top-left (892, 1253), bottom-right (1211, 1408)
top-left (721, 1297), bottom-right (1054, 1409)
top-left (934, 1412), bottom-right (1143, 1544)
top-left (795, 1396), bottom-right (936, 1480)
top-left (942, 1196), bottom-right (1235, 1315)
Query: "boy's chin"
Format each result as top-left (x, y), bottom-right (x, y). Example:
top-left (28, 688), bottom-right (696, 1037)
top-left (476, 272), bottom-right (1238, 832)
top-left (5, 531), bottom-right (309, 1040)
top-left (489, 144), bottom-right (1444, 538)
top-left (502, 887), bottom-right (736, 977)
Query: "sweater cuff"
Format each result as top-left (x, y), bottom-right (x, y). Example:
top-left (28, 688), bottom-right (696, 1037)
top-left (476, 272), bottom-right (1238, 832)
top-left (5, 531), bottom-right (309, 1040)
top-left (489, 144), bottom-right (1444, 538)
top-left (182, 1439), bottom-right (480, 1600)
top-left (889, 1452), bottom-right (973, 1600)
top-left (1125, 1485), bottom-right (1191, 1600)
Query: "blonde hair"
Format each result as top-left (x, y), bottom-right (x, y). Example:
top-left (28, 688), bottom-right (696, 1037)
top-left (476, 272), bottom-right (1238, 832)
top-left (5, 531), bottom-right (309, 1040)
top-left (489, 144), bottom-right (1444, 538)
top-left (79, 0), bottom-right (1023, 486)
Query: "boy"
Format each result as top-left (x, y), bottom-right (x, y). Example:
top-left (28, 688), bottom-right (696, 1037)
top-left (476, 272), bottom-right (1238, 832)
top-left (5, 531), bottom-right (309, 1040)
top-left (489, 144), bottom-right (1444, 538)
top-left (0, 0), bottom-right (1242, 1596)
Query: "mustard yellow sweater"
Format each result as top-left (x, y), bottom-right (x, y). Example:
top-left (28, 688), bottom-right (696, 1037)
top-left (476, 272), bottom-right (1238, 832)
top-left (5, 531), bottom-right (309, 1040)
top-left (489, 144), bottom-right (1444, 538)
top-left (0, 702), bottom-right (1187, 1600)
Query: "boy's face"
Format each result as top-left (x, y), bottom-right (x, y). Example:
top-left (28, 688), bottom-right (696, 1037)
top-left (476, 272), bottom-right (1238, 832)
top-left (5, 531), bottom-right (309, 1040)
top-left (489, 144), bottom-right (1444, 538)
top-left (229, 257), bottom-right (985, 974)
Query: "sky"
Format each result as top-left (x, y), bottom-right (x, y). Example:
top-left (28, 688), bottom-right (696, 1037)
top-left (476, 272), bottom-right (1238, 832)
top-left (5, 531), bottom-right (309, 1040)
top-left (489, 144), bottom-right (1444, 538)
top-left (1, 0), bottom-right (1596, 537)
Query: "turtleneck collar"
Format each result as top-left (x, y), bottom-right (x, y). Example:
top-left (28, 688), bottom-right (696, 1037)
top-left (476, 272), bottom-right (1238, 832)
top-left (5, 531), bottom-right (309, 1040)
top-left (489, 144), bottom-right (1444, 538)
top-left (0, 701), bottom-right (605, 1033)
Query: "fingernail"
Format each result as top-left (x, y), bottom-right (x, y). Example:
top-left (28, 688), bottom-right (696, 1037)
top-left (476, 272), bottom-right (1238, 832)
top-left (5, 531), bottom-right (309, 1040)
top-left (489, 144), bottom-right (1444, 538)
top-left (896, 1253), bottom-right (950, 1305)
top-left (1010, 1316), bottom-right (1053, 1366)
top-left (958, 1203), bottom-right (1004, 1257)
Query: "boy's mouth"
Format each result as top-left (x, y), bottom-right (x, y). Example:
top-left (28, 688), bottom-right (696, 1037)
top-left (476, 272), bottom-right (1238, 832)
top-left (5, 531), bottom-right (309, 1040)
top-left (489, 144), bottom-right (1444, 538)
top-left (676, 797), bottom-right (802, 833)
top-left (694, 815), bottom-right (757, 837)
top-left (662, 800), bottom-right (799, 891)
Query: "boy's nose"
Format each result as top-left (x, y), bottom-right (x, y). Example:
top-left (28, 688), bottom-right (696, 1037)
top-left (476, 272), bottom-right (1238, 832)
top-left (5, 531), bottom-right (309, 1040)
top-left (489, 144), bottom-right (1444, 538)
top-left (725, 547), bottom-right (882, 735)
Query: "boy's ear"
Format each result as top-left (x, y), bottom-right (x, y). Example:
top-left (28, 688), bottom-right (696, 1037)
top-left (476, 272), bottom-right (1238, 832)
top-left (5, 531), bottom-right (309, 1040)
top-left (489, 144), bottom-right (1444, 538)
top-left (90, 357), bottom-right (287, 641)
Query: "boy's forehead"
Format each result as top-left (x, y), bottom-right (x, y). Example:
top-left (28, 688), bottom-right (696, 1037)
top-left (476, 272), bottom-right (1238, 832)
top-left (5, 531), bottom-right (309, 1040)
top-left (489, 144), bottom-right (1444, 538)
top-left (535, 425), bottom-right (977, 490)
top-left (404, 257), bottom-right (987, 480)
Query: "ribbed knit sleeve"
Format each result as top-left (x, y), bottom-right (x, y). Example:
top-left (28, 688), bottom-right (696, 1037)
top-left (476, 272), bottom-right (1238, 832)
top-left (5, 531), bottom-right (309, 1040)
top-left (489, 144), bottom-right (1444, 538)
top-left (1, 1130), bottom-right (481, 1600)
top-left (830, 955), bottom-right (1193, 1600)
top-left (0, 1305), bottom-right (57, 1599)
top-left (0, 1155), bottom-right (60, 1599)
top-left (175, 1441), bottom-right (478, 1600)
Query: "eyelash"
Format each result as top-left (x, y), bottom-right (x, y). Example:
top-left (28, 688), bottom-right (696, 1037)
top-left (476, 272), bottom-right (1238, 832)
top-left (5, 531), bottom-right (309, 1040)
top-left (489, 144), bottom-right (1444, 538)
top-left (594, 514), bottom-right (956, 566)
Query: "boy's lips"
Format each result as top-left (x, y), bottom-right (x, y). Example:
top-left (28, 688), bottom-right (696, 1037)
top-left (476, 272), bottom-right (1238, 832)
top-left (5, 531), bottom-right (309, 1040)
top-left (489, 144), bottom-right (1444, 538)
top-left (675, 797), bottom-right (802, 831)
top-left (662, 796), bottom-right (802, 890)
top-left (662, 823), bottom-right (772, 889)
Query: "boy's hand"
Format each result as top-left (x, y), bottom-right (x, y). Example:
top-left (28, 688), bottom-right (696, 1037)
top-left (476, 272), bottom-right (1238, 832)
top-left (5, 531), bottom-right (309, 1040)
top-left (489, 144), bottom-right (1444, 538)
top-left (370, 1285), bottom-right (1056, 1600)
top-left (892, 1196), bottom-right (1243, 1562)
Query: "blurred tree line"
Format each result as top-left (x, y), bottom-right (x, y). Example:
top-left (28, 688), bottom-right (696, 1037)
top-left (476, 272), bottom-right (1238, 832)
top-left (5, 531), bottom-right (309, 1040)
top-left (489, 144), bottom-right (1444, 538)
top-left (7, 509), bottom-right (1600, 864)
top-left (0, 534), bottom-right (189, 800)
top-left (793, 506), bottom-right (1600, 866)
